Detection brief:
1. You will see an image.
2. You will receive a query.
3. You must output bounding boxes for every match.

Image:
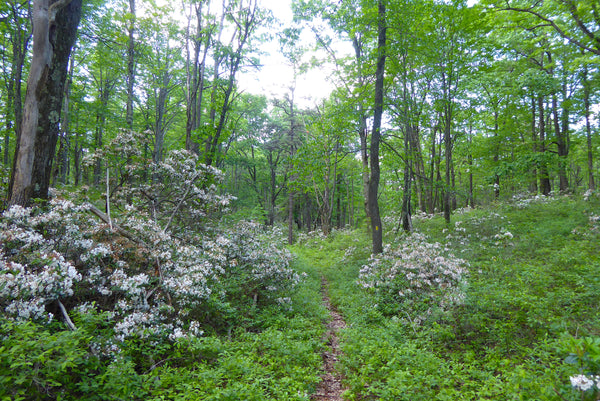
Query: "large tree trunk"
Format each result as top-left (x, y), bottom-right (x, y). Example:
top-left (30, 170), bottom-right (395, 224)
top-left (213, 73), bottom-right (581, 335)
top-left (368, 0), bottom-right (386, 254)
top-left (9, 0), bottom-right (81, 206)
top-left (31, 0), bottom-right (82, 200)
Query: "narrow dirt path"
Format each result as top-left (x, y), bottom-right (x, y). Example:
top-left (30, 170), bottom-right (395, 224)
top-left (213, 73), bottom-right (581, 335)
top-left (312, 277), bottom-right (347, 401)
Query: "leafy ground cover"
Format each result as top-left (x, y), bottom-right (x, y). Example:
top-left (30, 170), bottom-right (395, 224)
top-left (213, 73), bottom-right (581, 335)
top-left (0, 256), bottom-right (327, 400)
top-left (2, 192), bottom-right (600, 400)
top-left (296, 193), bottom-right (600, 400)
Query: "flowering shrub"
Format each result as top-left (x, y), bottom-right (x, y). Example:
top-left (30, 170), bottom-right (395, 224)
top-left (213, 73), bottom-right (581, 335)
top-left (358, 233), bottom-right (468, 323)
top-left (559, 335), bottom-right (600, 400)
top-left (0, 149), bottom-right (298, 346)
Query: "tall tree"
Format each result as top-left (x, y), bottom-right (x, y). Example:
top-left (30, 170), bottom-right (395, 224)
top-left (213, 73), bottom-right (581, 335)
top-left (0, 0), bottom-right (31, 167)
top-left (8, 0), bottom-right (82, 206)
top-left (368, 0), bottom-right (386, 254)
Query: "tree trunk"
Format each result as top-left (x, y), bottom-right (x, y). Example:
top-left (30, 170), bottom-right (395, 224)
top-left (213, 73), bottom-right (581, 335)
top-left (443, 116), bottom-right (452, 224)
top-left (125, 0), bottom-right (136, 130)
top-left (353, 35), bottom-right (371, 221)
top-left (93, 76), bottom-right (113, 187)
top-left (538, 95), bottom-right (551, 195)
top-left (529, 95), bottom-right (538, 193)
top-left (184, 1), bottom-right (211, 154)
top-left (288, 87), bottom-right (297, 245)
top-left (5, 1), bottom-right (31, 169)
top-left (30, 0), bottom-right (82, 200)
top-left (582, 63), bottom-right (595, 190)
top-left (552, 93), bottom-right (569, 192)
top-left (56, 53), bottom-right (74, 185)
top-left (154, 54), bottom-right (171, 165)
top-left (368, 0), bottom-right (386, 254)
top-left (9, 0), bottom-right (81, 206)
top-left (401, 127), bottom-right (413, 233)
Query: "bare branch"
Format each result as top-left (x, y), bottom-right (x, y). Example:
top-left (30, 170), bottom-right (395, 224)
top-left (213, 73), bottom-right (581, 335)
top-left (57, 299), bottom-right (77, 330)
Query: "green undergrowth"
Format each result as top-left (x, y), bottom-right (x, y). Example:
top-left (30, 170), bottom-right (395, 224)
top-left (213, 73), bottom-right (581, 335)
top-left (0, 256), bottom-right (328, 401)
top-left (295, 195), bottom-right (600, 400)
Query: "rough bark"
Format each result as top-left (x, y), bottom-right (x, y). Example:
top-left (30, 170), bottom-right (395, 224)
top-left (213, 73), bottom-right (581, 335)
top-left (8, 0), bottom-right (50, 206)
top-left (9, 0), bottom-right (81, 206)
top-left (30, 0), bottom-right (81, 200)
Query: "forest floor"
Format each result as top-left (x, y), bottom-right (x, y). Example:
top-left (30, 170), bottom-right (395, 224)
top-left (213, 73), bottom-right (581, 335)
top-left (312, 277), bottom-right (347, 400)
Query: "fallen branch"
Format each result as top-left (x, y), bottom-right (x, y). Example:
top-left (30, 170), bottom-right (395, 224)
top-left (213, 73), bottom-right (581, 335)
top-left (57, 300), bottom-right (77, 331)
top-left (87, 204), bottom-right (143, 245)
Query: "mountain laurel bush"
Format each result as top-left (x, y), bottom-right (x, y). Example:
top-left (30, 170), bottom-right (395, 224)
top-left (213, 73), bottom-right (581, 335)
top-left (1, 147), bottom-right (298, 348)
top-left (358, 233), bottom-right (468, 323)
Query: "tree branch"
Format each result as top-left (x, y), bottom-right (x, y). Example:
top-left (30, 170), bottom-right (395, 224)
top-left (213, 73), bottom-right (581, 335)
top-left (49, 0), bottom-right (73, 24)
top-left (57, 299), bottom-right (77, 330)
top-left (503, 5), bottom-right (600, 55)
top-left (87, 204), bottom-right (143, 244)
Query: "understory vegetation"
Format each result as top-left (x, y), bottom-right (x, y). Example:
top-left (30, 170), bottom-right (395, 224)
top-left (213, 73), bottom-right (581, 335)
top-left (2, 191), bottom-right (599, 400)
top-left (294, 192), bottom-right (600, 400)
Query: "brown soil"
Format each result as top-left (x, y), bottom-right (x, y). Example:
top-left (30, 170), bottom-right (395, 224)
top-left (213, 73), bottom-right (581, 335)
top-left (312, 277), bottom-right (347, 401)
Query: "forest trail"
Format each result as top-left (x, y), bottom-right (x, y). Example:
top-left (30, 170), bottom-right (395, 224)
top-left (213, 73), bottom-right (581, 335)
top-left (312, 277), bottom-right (347, 401)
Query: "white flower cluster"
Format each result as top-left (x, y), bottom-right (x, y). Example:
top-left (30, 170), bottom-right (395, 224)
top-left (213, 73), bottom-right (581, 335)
top-left (1, 140), bottom-right (303, 348)
top-left (0, 251), bottom-right (81, 320)
top-left (443, 212), bottom-right (512, 251)
top-left (1, 189), bottom-right (298, 346)
top-left (583, 189), bottom-right (598, 202)
top-left (570, 374), bottom-right (600, 392)
top-left (358, 233), bottom-right (469, 322)
top-left (217, 221), bottom-right (300, 298)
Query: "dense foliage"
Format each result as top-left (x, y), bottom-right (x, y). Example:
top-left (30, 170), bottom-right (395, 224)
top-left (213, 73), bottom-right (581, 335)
top-left (294, 193), bottom-right (600, 400)
top-left (0, 0), bottom-right (599, 399)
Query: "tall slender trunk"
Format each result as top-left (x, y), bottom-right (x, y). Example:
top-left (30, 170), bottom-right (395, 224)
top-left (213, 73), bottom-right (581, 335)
top-left (530, 95), bottom-right (538, 193)
top-left (552, 93), bottom-right (569, 192)
top-left (493, 109), bottom-right (500, 199)
top-left (93, 77), bottom-right (112, 187)
top-left (125, 0), bottom-right (136, 129)
top-left (288, 87), bottom-right (296, 245)
top-left (401, 126), bottom-right (413, 233)
top-left (538, 95), bottom-right (551, 195)
top-left (5, 2), bottom-right (31, 169)
top-left (368, 0), bottom-right (386, 254)
top-left (467, 123), bottom-right (474, 208)
top-left (56, 53), bottom-right (74, 185)
top-left (582, 63), bottom-right (595, 190)
top-left (353, 35), bottom-right (371, 220)
top-left (185, 1), bottom-right (211, 154)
